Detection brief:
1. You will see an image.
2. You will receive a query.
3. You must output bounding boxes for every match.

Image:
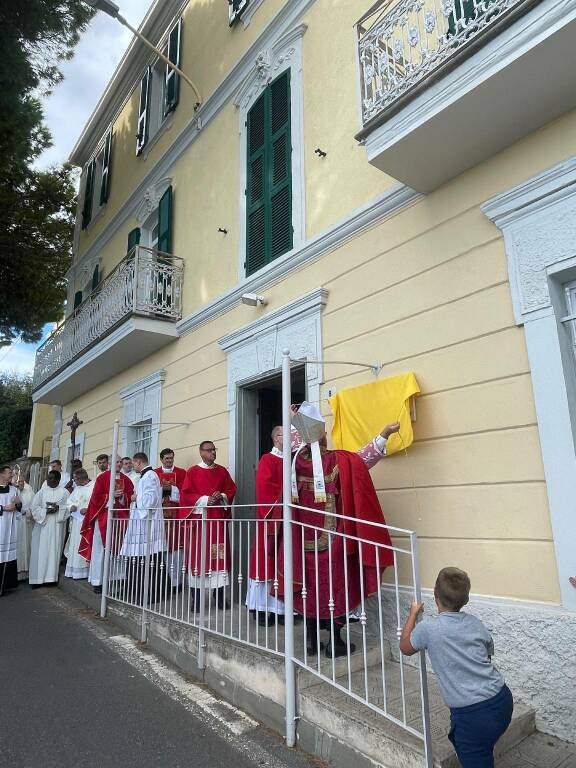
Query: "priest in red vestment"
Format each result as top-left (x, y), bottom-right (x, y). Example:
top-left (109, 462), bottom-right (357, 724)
top-left (79, 456), bottom-right (133, 593)
top-left (179, 441), bottom-right (236, 609)
top-left (155, 448), bottom-right (187, 589)
top-left (277, 405), bottom-right (394, 658)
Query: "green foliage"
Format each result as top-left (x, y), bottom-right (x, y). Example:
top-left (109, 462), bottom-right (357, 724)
top-left (0, 372), bottom-right (33, 461)
top-left (0, 1), bottom-right (94, 346)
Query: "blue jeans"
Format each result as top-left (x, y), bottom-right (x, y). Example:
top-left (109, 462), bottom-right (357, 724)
top-left (449, 684), bottom-right (513, 768)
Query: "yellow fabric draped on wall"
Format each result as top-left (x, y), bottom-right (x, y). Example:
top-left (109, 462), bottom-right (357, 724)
top-left (329, 373), bottom-right (420, 456)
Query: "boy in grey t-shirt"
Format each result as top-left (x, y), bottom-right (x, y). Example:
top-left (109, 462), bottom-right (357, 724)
top-left (400, 568), bottom-right (513, 768)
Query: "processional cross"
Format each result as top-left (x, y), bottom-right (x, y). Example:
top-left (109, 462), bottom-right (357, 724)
top-left (67, 411), bottom-right (83, 478)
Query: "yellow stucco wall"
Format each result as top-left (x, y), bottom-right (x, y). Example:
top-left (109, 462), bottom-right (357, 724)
top-left (52, 104), bottom-right (576, 605)
top-left (27, 404), bottom-right (54, 459)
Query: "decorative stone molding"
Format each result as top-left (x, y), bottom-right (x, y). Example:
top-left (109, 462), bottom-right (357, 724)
top-left (482, 156), bottom-right (576, 324)
top-left (219, 288), bottom-right (327, 475)
top-left (119, 369), bottom-right (166, 461)
top-left (50, 406), bottom-right (63, 461)
top-left (136, 177), bottom-right (173, 227)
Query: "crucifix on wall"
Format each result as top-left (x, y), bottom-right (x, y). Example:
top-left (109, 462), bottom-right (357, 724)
top-left (66, 411), bottom-right (83, 479)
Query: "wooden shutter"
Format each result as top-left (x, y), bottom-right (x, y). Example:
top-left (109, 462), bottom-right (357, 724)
top-left (229, 0), bottom-right (249, 25)
top-left (245, 70), bottom-right (292, 276)
top-left (164, 19), bottom-right (181, 116)
top-left (157, 186), bottom-right (173, 254)
top-left (127, 227), bottom-right (141, 253)
top-left (74, 291), bottom-right (83, 309)
top-left (448, 0), bottom-right (480, 35)
top-left (99, 131), bottom-right (112, 205)
top-left (137, 68), bottom-right (151, 155)
top-left (81, 159), bottom-right (96, 229)
top-left (91, 265), bottom-right (100, 291)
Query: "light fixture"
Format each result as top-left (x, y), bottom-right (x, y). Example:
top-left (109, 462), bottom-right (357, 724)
top-left (84, 0), bottom-right (202, 108)
top-left (241, 293), bottom-right (267, 307)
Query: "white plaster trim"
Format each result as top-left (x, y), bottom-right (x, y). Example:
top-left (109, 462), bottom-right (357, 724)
top-left (119, 369), bottom-right (166, 400)
top-left (364, 0), bottom-right (576, 160)
top-left (177, 183), bottom-right (420, 337)
top-left (71, 0), bottom-right (318, 274)
top-left (241, 0), bottom-right (266, 28)
top-left (135, 177), bottom-right (173, 227)
top-left (66, 431), bottom-right (86, 463)
top-left (482, 156), bottom-right (576, 324)
top-left (235, 24), bottom-right (307, 279)
top-left (218, 289), bottom-right (327, 478)
top-left (481, 156), bottom-right (576, 612)
top-left (50, 406), bottom-right (63, 462)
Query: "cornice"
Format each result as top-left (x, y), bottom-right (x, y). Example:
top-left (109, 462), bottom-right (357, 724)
top-left (119, 369), bottom-right (166, 399)
top-left (177, 183), bottom-right (421, 337)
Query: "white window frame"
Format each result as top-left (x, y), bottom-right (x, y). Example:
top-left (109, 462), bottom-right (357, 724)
top-left (131, 420), bottom-right (153, 458)
top-left (119, 370), bottom-right (165, 466)
top-left (234, 24), bottom-right (307, 281)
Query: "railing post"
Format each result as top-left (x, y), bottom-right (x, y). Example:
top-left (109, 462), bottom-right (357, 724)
top-left (281, 348), bottom-right (296, 748)
top-left (100, 420), bottom-right (119, 618)
top-left (141, 514), bottom-right (152, 643)
top-left (133, 246), bottom-right (139, 313)
top-left (410, 532), bottom-right (434, 768)
top-left (198, 505), bottom-right (208, 670)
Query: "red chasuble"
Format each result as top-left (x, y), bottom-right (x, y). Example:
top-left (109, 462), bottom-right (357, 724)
top-left (155, 466), bottom-right (187, 553)
top-left (79, 471), bottom-right (133, 561)
top-left (249, 452), bottom-right (283, 581)
top-left (277, 450), bottom-right (393, 619)
top-left (179, 464), bottom-right (237, 577)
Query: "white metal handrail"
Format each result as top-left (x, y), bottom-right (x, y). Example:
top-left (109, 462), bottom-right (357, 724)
top-left (357, 0), bottom-right (535, 126)
top-left (32, 246), bottom-right (184, 389)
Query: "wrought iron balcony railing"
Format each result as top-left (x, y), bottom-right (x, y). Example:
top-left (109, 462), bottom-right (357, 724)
top-left (33, 247), bottom-right (184, 390)
top-left (357, 0), bottom-right (534, 127)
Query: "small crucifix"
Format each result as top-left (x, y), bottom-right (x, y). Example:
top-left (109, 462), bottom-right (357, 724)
top-left (67, 411), bottom-right (83, 479)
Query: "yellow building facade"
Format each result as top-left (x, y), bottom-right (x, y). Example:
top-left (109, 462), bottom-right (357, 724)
top-left (30, 0), bottom-right (576, 740)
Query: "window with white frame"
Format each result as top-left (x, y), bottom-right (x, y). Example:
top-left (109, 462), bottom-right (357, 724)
top-left (119, 370), bottom-right (165, 466)
top-left (131, 420), bottom-right (153, 458)
top-left (81, 130), bottom-right (112, 229)
top-left (564, 281), bottom-right (576, 361)
top-left (136, 19), bottom-right (182, 156)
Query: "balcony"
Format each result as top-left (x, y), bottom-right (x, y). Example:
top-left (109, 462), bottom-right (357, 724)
top-left (33, 248), bottom-right (183, 405)
top-left (356, 0), bottom-right (576, 192)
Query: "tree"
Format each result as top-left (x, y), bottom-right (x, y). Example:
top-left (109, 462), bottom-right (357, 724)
top-left (0, 1), bottom-right (94, 347)
top-left (0, 371), bottom-right (33, 462)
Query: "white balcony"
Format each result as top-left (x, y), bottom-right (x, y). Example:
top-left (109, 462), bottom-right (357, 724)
top-left (356, 0), bottom-right (576, 192)
top-left (32, 247), bottom-right (183, 405)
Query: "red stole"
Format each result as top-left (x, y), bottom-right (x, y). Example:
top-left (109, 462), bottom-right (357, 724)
top-left (155, 465), bottom-right (187, 551)
top-left (249, 452), bottom-right (283, 581)
top-left (79, 471), bottom-right (133, 561)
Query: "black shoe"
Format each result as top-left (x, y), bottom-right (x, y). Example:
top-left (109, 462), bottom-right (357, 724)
top-left (93, 586), bottom-right (102, 594)
top-left (213, 587), bottom-right (229, 610)
top-left (257, 612), bottom-right (269, 627)
top-left (325, 636), bottom-right (355, 658)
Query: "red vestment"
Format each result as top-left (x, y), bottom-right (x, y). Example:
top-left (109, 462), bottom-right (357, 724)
top-left (179, 464), bottom-right (236, 577)
top-left (79, 471), bottom-right (133, 561)
top-left (249, 452), bottom-right (283, 581)
top-left (277, 450), bottom-right (393, 619)
top-left (155, 466), bottom-right (187, 553)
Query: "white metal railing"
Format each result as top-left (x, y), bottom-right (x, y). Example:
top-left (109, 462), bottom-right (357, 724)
top-left (101, 504), bottom-right (433, 765)
top-left (357, 0), bottom-right (533, 125)
top-left (32, 246), bottom-right (184, 389)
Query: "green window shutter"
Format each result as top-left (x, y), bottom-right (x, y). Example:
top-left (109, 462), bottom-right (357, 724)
top-left (447, 0), bottom-right (482, 35)
top-left (99, 130), bottom-right (112, 205)
top-left (245, 70), bottom-right (292, 277)
top-left (81, 159), bottom-right (96, 229)
top-left (164, 19), bottom-right (182, 116)
top-left (91, 265), bottom-right (100, 291)
top-left (137, 68), bottom-right (151, 155)
top-left (74, 290), bottom-right (83, 309)
top-left (157, 186), bottom-right (173, 254)
top-left (127, 227), bottom-right (141, 253)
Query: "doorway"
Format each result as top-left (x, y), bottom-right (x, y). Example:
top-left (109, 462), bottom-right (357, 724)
top-left (235, 365), bottom-right (306, 508)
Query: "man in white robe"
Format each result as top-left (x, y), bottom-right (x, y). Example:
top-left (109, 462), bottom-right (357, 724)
top-left (121, 456), bottom-right (140, 488)
top-left (64, 468), bottom-right (92, 579)
top-left (41, 459), bottom-right (70, 489)
top-left (0, 465), bottom-right (22, 596)
top-left (15, 477), bottom-right (34, 580)
top-left (120, 452), bottom-right (165, 605)
top-left (29, 470), bottom-right (69, 586)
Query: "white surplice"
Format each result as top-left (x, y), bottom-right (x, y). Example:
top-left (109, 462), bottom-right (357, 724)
top-left (16, 483), bottom-right (34, 578)
top-left (64, 481), bottom-right (93, 579)
top-left (122, 469), bottom-right (140, 490)
top-left (120, 467), bottom-right (165, 557)
top-left (29, 486), bottom-right (69, 584)
top-left (0, 485), bottom-right (21, 565)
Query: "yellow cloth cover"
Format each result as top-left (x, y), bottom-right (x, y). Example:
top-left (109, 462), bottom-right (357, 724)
top-left (329, 373), bottom-right (420, 456)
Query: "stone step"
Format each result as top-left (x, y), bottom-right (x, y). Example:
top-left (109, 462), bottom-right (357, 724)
top-left (298, 660), bottom-right (535, 768)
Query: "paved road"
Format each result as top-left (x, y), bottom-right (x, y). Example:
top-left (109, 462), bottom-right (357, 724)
top-left (0, 586), bottom-right (316, 768)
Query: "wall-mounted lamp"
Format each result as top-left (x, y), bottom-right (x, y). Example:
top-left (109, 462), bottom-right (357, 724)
top-left (241, 293), bottom-right (267, 307)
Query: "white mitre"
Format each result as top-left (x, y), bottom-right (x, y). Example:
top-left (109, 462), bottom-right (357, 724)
top-left (291, 401), bottom-right (327, 503)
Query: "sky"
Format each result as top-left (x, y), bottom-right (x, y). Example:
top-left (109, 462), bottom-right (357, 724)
top-left (2, 1), bottom-right (149, 376)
